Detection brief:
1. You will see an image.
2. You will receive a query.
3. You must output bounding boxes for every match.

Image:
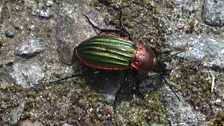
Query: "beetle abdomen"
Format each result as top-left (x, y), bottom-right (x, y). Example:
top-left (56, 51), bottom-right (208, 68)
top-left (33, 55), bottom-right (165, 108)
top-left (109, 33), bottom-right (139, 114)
top-left (76, 34), bottom-right (136, 70)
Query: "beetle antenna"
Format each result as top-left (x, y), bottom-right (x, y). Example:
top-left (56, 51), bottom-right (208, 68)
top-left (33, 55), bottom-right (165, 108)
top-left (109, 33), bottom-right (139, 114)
top-left (164, 78), bottom-right (180, 101)
top-left (163, 49), bottom-right (185, 62)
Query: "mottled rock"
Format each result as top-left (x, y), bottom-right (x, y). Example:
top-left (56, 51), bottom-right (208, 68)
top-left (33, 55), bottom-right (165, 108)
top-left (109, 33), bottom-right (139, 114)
top-left (203, 0), bottom-right (224, 26)
top-left (25, 0), bottom-right (54, 18)
top-left (46, 0), bottom-right (54, 7)
top-left (168, 33), bottom-right (224, 68)
top-left (56, 0), bottom-right (105, 65)
top-left (20, 120), bottom-right (42, 126)
top-left (0, 0), bottom-right (223, 125)
top-left (0, 0), bottom-right (4, 19)
top-left (159, 85), bottom-right (202, 125)
top-left (139, 73), bottom-right (164, 94)
top-left (63, 123), bottom-right (72, 126)
top-left (14, 36), bottom-right (44, 57)
top-left (38, 0), bottom-right (54, 18)
top-left (173, 0), bottom-right (196, 12)
top-left (42, 62), bottom-right (74, 82)
top-left (10, 101), bottom-right (25, 125)
top-left (9, 61), bottom-right (44, 88)
top-left (39, 8), bottom-right (51, 18)
top-left (0, 56), bottom-right (16, 66)
top-left (101, 81), bottom-right (119, 103)
top-left (5, 30), bottom-right (15, 38)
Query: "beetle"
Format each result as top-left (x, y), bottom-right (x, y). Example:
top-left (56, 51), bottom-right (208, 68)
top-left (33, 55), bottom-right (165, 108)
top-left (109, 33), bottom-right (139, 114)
top-left (75, 33), bottom-right (165, 74)
top-left (74, 32), bottom-right (172, 102)
top-left (72, 14), bottom-right (180, 102)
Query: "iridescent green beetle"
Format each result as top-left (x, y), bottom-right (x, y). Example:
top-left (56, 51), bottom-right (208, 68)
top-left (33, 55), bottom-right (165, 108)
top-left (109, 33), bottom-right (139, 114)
top-left (75, 33), bottom-right (162, 74)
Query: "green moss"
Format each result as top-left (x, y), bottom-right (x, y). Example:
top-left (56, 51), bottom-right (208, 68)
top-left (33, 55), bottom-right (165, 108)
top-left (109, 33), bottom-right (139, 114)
top-left (189, 20), bottom-right (196, 30)
top-left (90, 0), bottom-right (170, 125)
top-left (210, 112), bottom-right (224, 126)
top-left (73, 77), bottom-right (87, 89)
top-left (0, 35), bottom-right (4, 49)
top-left (1, 100), bottom-right (19, 110)
top-left (91, 0), bottom-right (168, 52)
top-left (26, 90), bottom-right (36, 98)
top-left (169, 60), bottom-right (217, 120)
top-left (114, 91), bottom-right (166, 125)
top-left (23, 101), bottom-right (33, 112)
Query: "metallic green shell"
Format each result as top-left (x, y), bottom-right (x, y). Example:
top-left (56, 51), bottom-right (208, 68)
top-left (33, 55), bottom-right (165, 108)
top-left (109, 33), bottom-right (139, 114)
top-left (75, 34), bottom-right (136, 70)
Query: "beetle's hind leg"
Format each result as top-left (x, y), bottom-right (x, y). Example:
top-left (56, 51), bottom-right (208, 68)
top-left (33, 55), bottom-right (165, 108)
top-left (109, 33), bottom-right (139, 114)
top-left (118, 6), bottom-right (132, 40)
top-left (84, 15), bottom-right (122, 34)
top-left (84, 5), bottom-right (133, 39)
top-left (113, 70), bottom-right (130, 102)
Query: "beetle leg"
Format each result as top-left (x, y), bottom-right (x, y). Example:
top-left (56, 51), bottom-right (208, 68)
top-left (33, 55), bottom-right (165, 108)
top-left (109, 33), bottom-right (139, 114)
top-left (84, 11), bottom-right (133, 40)
top-left (113, 70), bottom-right (131, 105)
top-left (49, 71), bottom-right (100, 84)
top-left (131, 69), bottom-right (145, 98)
top-left (48, 73), bottom-right (84, 84)
top-left (118, 7), bottom-right (132, 40)
top-left (84, 15), bottom-right (122, 34)
top-left (164, 78), bottom-right (180, 101)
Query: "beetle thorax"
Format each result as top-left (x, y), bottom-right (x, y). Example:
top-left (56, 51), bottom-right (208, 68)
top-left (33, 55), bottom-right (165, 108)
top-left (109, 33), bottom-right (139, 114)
top-left (131, 43), bottom-right (156, 74)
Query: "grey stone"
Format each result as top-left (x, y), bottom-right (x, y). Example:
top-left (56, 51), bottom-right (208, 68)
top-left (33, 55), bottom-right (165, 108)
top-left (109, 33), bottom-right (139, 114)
top-left (214, 98), bottom-right (222, 106)
top-left (26, 0), bottom-right (53, 18)
top-left (42, 62), bottom-right (75, 83)
top-left (0, 0), bottom-right (4, 19)
top-left (0, 56), bottom-right (16, 66)
top-left (56, 0), bottom-right (105, 65)
top-left (159, 85), bottom-right (202, 125)
top-left (0, 0), bottom-right (223, 125)
top-left (37, 0), bottom-right (54, 18)
top-left (10, 100), bottom-right (25, 125)
top-left (14, 36), bottom-right (44, 57)
top-left (168, 33), bottom-right (224, 68)
top-left (203, 0), bottom-right (224, 26)
top-left (39, 8), bottom-right (50, 18)
top-left (173, 0), bottom-right (198, 12)
top-left (5, 30), bottom-right (15, 38)
top-left (9, 61), bottom-right (44, 88)
top-left (46, 0), bottom-right (54, 7)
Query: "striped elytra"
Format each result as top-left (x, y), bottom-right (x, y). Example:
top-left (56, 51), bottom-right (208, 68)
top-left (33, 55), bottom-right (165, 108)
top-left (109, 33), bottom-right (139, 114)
top-left (75, 34), bottom-right (136, 70)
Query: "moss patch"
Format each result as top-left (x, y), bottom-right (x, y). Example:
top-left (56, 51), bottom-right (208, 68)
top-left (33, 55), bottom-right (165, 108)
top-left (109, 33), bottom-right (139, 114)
top-left (169, 60), bottom-right (221, 121)
top-left (114, 91), bottom-right (167, 125)
top-left (210, 112), bottom-right (224, 126)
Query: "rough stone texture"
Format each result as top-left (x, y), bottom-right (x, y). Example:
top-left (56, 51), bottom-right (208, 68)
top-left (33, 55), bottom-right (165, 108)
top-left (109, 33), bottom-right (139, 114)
top-left (168, 33), bottom-right (224, 68)
top-left (0, 0), bottom-right (4, 20)
top-left (14, 34), bottom-right (44, 57)
top-left (10, 100), bottom-right (25, 125)
top-left (0, 0), bottom-right (223, 125)
top-left (159, 85), bottom-right (202, 125)
top-left (56, 0), bottom-right (104, 65)
top-left (5, 29), bottom-right (15, 38)
top-left (203, 0), bottom-right (224, 26)
top-left (9, 61), bottom-right (44, 88)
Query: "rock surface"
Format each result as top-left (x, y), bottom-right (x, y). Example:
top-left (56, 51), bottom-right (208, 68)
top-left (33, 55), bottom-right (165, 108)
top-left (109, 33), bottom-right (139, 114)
top-left (203, 0), bottom-right (224, 26)
top-left (0, 0), bottom-right (223, 126)
top-left (9, 61), bottom-right (44, 88)
top-left (14, 35), bottom-right (44, 57)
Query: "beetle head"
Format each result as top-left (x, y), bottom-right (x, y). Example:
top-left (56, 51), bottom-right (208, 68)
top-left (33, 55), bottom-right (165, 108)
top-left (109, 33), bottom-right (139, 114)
top-left (131, 43), bottom-right (167, 74)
